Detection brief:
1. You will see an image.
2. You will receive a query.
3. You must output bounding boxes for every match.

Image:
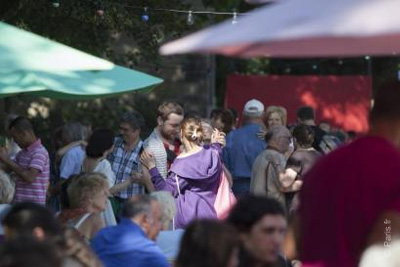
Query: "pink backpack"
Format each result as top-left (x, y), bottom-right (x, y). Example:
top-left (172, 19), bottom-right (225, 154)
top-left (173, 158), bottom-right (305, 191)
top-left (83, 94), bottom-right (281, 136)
top-left (214, 169), bottom-right (236, 220)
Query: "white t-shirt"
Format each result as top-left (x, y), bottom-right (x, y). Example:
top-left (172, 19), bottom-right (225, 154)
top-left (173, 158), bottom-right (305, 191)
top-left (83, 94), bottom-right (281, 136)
top-left (88, 158), bottom-right (117, 227)
top-left (93, 159), bottom-right (116, 188)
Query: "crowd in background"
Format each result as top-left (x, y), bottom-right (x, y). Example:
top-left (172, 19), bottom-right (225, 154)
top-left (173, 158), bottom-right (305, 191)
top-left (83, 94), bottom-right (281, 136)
top-left (0, 80), bottom-right (400, 267)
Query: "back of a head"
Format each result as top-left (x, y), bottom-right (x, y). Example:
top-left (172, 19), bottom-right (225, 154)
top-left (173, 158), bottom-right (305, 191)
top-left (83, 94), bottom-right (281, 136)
top-left (243, 99), bottom-right (264, 119)
top-left (62, 122), bottom-right (84, 144)
top-left (86, 129), bottom-right (114, 158)
top-left (265, 125), bottom-right (288, 144)
top-left (180, 116), bottom-right (203, 144)
top-left (157, 102), bottom-right (184, 121)
top-left (228, 108), bottom-right (238, 122)
top-left (292, 124), bottom-right (315, 148)
top-left (370, 80), bottom-right (400, 123)
top-left (297, 106), bottom-right (315, 122)
top-left (176, 219), bottom-right (239, 267)
top-left (227, 195), bottom-right (285, 233)
top-left (121, 195), bottom-right (156, 219)
top-left (0, 171), bottom-right (14, 204)
top-left (3, 202), bottom-right (61, 240)
top-left (8, 116), bottom-right (34, 134)
top-left (0, 237), bottom-right (62, 267)
top-left (150, 191), bottom-right (176, 226)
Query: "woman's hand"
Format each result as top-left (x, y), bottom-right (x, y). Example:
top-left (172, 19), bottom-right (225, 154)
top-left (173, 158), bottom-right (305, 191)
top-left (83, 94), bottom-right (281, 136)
top-left (256, 128), bottom-right (267, 141)
top-left (130, 171), bottom-right (144, 184)
top-left (279, 168), bottom-right (298, 188)
top-left (130, 170), bottom-right (155, 192)
top-left (211, 129), bottom-right (226, 147)
top-left (140, 150), bottom-right (156, 170)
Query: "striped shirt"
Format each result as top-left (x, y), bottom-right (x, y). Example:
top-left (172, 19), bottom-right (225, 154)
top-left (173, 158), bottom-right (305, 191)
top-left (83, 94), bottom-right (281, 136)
top-left (14, 139), bottom-right (50, 205)
top-left (108, 137), bottom-right (144, 199)
top-left (143, 129), bottom-right (169, 179)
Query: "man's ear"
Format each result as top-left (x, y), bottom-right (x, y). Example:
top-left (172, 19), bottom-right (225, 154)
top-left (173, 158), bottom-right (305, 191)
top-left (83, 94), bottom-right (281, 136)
top-left (157, 116), bottom-right (163, 126)
top-left (32, 227), bottom-right (46, 241)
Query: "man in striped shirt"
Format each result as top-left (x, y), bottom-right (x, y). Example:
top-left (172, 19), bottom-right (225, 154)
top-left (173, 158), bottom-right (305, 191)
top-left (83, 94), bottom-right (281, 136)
top-left (143, 102), bottom-right (184, 179)
top-left (0, 117), bottom-right (49, 205)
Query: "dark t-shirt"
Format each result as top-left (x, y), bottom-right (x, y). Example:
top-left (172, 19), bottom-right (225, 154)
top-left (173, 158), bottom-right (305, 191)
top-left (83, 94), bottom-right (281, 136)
top-left (309, 125), bottom-right (326, 152)
top-left (238, 248), bottom-right (293, 267)
top-left (286, 149), bottom-right (321, 177)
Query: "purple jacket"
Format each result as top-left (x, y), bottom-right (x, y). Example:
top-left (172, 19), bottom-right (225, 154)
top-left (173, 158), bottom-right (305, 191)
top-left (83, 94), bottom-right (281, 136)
top-left (149, 144), bottom-right (222, 229)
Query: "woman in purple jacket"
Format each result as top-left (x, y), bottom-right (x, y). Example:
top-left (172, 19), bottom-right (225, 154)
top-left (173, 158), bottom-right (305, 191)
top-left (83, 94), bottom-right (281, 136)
top-left (141, 116), bottom-right (224, 229)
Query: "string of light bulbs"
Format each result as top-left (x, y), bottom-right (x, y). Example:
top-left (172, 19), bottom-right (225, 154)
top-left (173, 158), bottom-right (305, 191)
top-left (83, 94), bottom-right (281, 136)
top-left (50, 0), bottom-right (243, 25)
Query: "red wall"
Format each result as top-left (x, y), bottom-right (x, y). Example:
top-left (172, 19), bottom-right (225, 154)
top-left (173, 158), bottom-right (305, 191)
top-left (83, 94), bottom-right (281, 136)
top-left (225, 75), bottom-right (372, 133)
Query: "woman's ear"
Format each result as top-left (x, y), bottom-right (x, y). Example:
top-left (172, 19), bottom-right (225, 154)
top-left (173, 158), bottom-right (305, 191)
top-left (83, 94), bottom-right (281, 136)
top-left (157, 116), bottom-right (163, 127)
top-left (179, 129), bottom-right (184, 140)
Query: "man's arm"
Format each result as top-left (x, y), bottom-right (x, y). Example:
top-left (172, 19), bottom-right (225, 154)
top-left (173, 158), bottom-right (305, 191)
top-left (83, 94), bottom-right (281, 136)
top-left (0, 156), bottom-right (39, 183)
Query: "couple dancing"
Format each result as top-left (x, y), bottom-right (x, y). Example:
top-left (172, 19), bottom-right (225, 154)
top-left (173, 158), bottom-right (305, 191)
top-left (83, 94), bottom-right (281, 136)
top-left (141, 116), bottom-right (234, 229)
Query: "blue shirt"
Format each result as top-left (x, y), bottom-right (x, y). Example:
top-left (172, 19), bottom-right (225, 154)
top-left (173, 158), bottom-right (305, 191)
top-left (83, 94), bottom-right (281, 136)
top-left (91, 219), bottom-right (170, 267)
top-left (156, 229), bottom-right (184, 262)
top-left (223, 123), bottom-right (266, 179)
top-left (59, 146), bottom-right (85, 179)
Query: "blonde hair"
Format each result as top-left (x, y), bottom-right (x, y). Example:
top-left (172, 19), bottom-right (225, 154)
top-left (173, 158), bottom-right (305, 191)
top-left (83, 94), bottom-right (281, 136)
top-left (0, 170), bottom-right (14, 204)
top-left (67, 173), bottom-right (109, 209)
top-left (180, 117), bottom-right (203, 144)
top-left (265, 106), bottom-right (287, 128)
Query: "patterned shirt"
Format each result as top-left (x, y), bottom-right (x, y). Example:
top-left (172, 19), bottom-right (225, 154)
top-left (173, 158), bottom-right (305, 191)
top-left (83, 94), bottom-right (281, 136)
top-left (14, 139), bottom-right (50, 204)
top-left (108, 137), bottom-right (144, 199)
top-left (143, 129), bottom-right (181, 179)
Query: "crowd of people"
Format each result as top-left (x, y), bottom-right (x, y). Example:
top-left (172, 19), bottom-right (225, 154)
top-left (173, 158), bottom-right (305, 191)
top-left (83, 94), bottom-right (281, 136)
top-left (0, 80), bottom-right (400, 267)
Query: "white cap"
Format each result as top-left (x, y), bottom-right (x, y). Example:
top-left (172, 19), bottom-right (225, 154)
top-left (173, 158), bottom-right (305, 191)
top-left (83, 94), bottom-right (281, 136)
top-left (243, 99), bottom-right (264, 116)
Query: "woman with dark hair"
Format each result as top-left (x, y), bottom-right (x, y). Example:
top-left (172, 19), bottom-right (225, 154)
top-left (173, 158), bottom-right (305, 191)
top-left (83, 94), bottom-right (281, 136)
top-left (81, 129), bottom-right (141, 225)
top-left (176, 220), bottom-right (239, 267)
top-left (141, 117), bottom-right (227, 229)
top-left (82, 129), bottom-right (138, 196)
top-left (280, 124), bottom-right (321, 213)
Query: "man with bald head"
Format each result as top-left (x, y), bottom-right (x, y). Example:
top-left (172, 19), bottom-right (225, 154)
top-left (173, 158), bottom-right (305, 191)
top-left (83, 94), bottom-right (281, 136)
top-left (250, 125), bottom-right (293, 209)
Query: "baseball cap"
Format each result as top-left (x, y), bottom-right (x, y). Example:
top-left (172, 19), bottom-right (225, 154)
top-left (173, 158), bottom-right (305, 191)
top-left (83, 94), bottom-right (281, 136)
top-left (243, 99), bottom-right (264, 116)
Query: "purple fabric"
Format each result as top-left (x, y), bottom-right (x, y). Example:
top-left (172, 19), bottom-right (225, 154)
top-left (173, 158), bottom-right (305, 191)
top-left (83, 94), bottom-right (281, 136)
top-left (149, 144), bottom-right (222, 229)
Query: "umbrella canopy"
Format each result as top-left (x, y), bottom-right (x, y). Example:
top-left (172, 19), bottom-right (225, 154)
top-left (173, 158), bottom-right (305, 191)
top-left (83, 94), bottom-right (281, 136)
top-left (160, 0), bottom-right (400, 58)
top-left (0, 22), bottom-right (114, 71)
top-left (0, 66), bottom-right (163, 100)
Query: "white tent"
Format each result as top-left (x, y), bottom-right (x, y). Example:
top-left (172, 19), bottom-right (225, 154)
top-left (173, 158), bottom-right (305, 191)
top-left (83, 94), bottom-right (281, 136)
top-left (160, 0), bottom-right (400, 58)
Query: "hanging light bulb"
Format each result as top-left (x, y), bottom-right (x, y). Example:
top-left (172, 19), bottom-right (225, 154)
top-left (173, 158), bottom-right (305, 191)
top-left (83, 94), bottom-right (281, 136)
top-left (96, 1), bottom-right (105, 17)
top-left (141, 7), bottom-right (149, 22)
top-left (187, 11), bottom-right (194, 25)
top-left (365, 55), bottom-right (371, 61)
top-left (232, 12), bottom-right (238, 24)
top-left (52, 0), bottom-right (60, 8)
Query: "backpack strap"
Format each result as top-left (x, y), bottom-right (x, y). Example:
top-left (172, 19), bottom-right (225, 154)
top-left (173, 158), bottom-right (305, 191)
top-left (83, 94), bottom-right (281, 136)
top-left (265, 162), bottom-right (272, 193)
top-left (74, 213), bottom-right (92, 229)
top-left (175, 174), bottom-right (181, 196)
